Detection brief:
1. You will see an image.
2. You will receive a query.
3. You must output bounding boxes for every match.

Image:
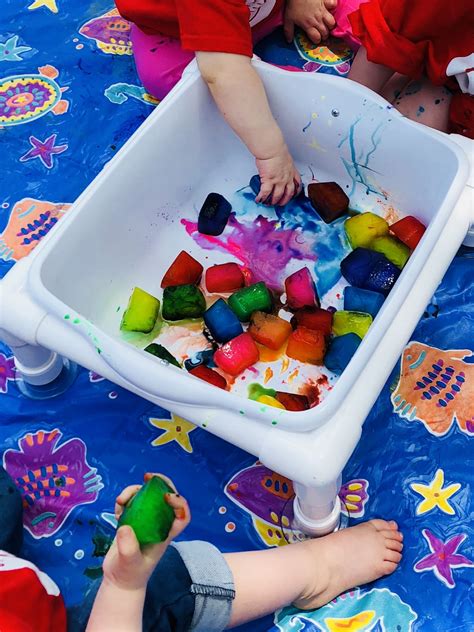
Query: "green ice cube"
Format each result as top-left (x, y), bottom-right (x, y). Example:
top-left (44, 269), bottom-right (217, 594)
top-left (332, 310), bottom-right (373, 339)
top-left (370, 235), bottom-right (410, 269)
top-left (228, 282), bottom-right (272, 322)
top-left (118, 476), bottom-right (175, 546)
top-left (121, 287), bottom-right (160, 333)
top-left (144, 343), bottom-right (181, 368)
top-left (162, 284), bottom-right (206, 321)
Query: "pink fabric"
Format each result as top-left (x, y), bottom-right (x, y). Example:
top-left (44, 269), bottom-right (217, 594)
top-left (130, 25), bottom-right (194, 100)
top-left (332, 0), bottom-right (366, 50)
top-left (131, 9), bottom-right (283, 101)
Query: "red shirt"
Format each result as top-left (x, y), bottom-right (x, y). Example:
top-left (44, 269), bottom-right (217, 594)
top-left (116, 0), bottom-right (284, 57)
top-left (0, 552), bottom-right (66, 632)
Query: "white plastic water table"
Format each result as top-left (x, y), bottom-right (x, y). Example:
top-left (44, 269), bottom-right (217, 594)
top-left (1, 61), bottom-right (473, 536)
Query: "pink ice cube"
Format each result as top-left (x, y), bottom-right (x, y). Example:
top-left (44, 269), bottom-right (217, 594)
top-left (285, 267), bottom-right (319, 310)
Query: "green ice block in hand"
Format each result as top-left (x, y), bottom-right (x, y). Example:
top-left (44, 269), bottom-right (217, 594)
top-left (121, 287), bottom-right (160, 333)
top-left (118, 476), bottom-right (175, 546)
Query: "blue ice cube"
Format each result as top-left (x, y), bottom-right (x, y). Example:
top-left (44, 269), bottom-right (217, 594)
top-left (363, 259), bottom-right (400, 295)
top-left (324, 333), bottom-right (361, 374)
top-left (198, 193), bottom-right (232, 236)
top-left (343, 286), bottom-right (385, 318)
top-left (204, 299), bottom-right (243, 343)
top-left (340, 248), bottom-right (385, 286)
top-left (249, 175), bottom-right (261, 196)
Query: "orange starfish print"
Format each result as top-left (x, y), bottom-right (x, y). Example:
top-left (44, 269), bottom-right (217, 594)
top-left (391, 342), bottom-right (474, 437)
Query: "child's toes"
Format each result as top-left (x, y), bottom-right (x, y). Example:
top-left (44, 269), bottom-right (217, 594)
top-left (386, 539), bottom-right (403, 553)
top-left (384, 549), bottom-right (402, 564)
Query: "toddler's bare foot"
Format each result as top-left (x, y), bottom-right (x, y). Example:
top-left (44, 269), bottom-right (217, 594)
top-left (294, 519), bottom-right (403, 610)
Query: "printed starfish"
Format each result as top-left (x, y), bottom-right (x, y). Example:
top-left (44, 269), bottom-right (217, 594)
top-left (149, 415), bottom-right (196, 453)
top-left (0, 35), bottom-right (31, 62)
top-left (28, 0), bottom-right (58, 13)
top-left (414, 529), bottom-right (474, 588)
top-left (410, 469), bottom-right (461, 515)
top-left (20, 134), bottom-right (68, 169)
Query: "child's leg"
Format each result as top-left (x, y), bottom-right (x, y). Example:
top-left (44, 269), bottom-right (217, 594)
top-left (130, 25), bottom-right (194, 100)
top-left (0, 466), bottom-right (23, 555)
top-left (224, 519), bottom-right (403, 627)
top-left (348, 46), bottom-right (394, 93)
top-left (389, 78), bottom-right (452, 133)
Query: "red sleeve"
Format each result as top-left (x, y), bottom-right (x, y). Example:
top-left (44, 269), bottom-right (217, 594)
top-left (349, 0), bottom-right (427, 79)
top-left (176, 0), bottom-right (253, 57)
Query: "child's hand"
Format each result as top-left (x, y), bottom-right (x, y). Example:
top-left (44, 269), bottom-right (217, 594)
top-left (102, 473), bottom-right (190, 592)
top-left (256, 144), bottom-right (302, 206)
top-left (284, 0), bottom-right (337, 44)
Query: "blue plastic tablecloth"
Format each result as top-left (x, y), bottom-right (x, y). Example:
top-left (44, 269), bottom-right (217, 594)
top-left (1, 2), bottom-right (473, 630)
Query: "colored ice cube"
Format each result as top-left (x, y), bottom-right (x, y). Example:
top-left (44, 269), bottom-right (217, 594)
top-left (343, 286), bottom-right (384, 318)
top-left (228, 282), bottom-right (272, 322)
top-left (370, 235), bottom-right (410, 268)
top-left (363, 258), bottom-right (401, 295)
top-left (205, 263), bottom-right (245, 294)
top-left (184, 349), bottom-right (215, 371)
top-left (340, 248), bottom-right (385, 286)
top-left (275, 391), bottom-right (310, 411)
top-left (332, 310), bottom-right (372, 339)
top-left (249, 311), bottom-right (292, 350)
top-left (344, 212), bottom-right (389, 248)
top-left (203, 299), bottom-right (243, 343)
top-left (390, 216), bottom-right (426, 249)
top-left (214, 333), bottom-right (259, 376)
top-left (188, 365), bottom-right (227, 389)
top-left (162, 284), bottom-right (206, 321)
top-left (248, 383), bottom-right (276, 401)
top-left (144, 343), bottom-right (181, 368)
top-left (291, 307), bottom-right (333, 335)
top-left (161, 251), bottom-right (203, 288)
top-left (198, 193), bottom-right (232, 236)
top-left (118, 475), bottom-right (175, 546)
top-left (286, 327), bottom-right (326, 364)
top-left (121, 287), bottom-right (160, 333)
top-left (257, 395), bottom-right (286, 409)
top-left (307, 182), bottom-right (349, 223)
top-left (285, 267), bottom-right (319, 311)
top-left (324, 333), bottom-right (361, 374)
top-left (249, 174), bottom-right (261, 195)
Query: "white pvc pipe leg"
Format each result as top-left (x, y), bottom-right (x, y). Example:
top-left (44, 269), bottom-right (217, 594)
top-left (293, 476), bottom-right (342, 537)
top-left (0, 330), bottom-right (64, 386)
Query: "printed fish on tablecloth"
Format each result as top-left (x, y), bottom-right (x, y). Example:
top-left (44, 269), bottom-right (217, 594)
top-left (225, 462), bottom-right (369, 547)
top-left (3, 429), bottom-right (103, 538)
top-left (79, 9), bottom-right (132, 55)
top-left (391, 342), bottom-right (474, 437)
top-left (0, 198), bottom-right (70, 262)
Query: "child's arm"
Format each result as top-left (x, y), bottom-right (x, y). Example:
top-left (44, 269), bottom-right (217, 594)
top-left (196, 51), bottom-right (301, 206)
top-left (86, 474), bottom-right (190, 632)
top-left (284, 0), bottom-right (337, 44)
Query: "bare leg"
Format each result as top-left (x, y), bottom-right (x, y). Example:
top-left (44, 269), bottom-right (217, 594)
top-left (390, 78), bottom-right (451, 132)
top-left (224, 519), bottom-right (403, 628)
top-left (348, 46), bottom-right (394, 93)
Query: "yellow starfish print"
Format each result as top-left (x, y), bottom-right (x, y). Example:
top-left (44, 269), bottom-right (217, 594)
top-left (410, 469), bottom-right (461, 516)
top-left (325, 610), bottom-right (375, 630)
top-left (149, 415), bottom-right (196, 453)
top-left (28, 0), bottom-right (58, 13)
